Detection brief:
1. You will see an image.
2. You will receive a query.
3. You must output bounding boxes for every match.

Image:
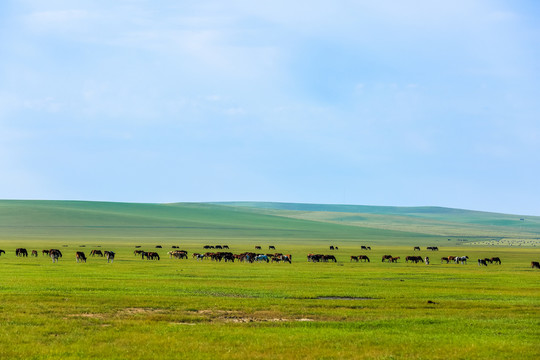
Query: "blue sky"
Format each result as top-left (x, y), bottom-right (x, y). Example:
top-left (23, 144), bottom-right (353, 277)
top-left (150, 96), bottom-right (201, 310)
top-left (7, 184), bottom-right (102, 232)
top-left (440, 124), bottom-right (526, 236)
top-left (1, 1), bottom-right (539, 215)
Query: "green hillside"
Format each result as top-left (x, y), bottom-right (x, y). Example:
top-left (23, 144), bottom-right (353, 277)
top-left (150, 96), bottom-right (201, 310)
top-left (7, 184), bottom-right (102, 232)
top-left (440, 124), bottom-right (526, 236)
top-left (214, 202), bottom-right (540, 246)
top-left (0, 200), bottom-right (538, 246)
top-left (0, 200), bottom-right (425, 245)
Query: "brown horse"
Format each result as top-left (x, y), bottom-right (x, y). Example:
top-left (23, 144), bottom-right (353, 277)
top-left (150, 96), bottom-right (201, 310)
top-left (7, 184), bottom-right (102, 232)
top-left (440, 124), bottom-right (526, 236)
top-left (382, 255), bottom-right (393, 262)
top-left (90, 250), bottom-right (103, 257)
top-left (359, 255), bottom-right (370, 262)
top-left (31, 250), bottom-right (38, 257)
top-left (490, 257), bottom-right (501, 265)
top-left (350, 256), bottom-right (359, 262)
top-left (76, 251), bottom-right (87, 263)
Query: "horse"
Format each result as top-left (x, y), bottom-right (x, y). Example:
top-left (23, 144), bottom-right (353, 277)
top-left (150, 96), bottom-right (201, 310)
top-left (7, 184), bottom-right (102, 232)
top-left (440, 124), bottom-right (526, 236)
top-left (90, 250), bottom-right (103, 257)
top-left (388, 256), bottom-right (398, 263)
top-left (361, 246), bottom-right (368, 250)
top-left (269, 245), bottom-right (276, 250)
top-left (134, 250), bottom-right (144, 256)
top-left (223, 245), bottom-right (229, 249)
top-left (455, 256), bottom-right (469, 264)
top-left (478, 259), bottom-right (488, 266)
top-left (0, 249), bottom-right (5, 256)
top-left (382, 255), bottom-right (393, 262)
top-left (490, 257), bottom-right (501, 265)
top-left (424, 256), bottom-right (430, 265)
top-left (441, 257), bottom-right (449, 264)
top-left (146, 252), bottom-right (160, 260)
top-left (350, 256), bottom-right (359, 262)
top-left (406, 256), bottom-right (422, 263)
top-left (427, 246), bottom-right (439, 251)
top-left (31, 250), bottom-right (38, 257)
top-left (105, 251), bottom-right (115, 263)
top-left (76, 252), bottom-right (87, 263)
top-left (531, 261), bottom-right (540, 269)
top-left (255, 246), bottom-right (262, 250)
top-left (323, 255), bottom-right (337, 262)
top-left (359, 255), bottom-right (370, 262)
top-left (50, 249), bottom-right (62, 263)
top-left (42, 249), bottom-right (50, 256)
top-left (414, 246), bottom-right (421, 251)
top-left (215, 245), bottom-right (222, 249)
top-left (16, 248), bottom-right (28, 257)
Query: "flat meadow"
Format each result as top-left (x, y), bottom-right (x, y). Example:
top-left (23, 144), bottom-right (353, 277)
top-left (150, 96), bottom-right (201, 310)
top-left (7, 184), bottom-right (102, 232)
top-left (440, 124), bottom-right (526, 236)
top-left (0, 201), bottom-right (538, 359)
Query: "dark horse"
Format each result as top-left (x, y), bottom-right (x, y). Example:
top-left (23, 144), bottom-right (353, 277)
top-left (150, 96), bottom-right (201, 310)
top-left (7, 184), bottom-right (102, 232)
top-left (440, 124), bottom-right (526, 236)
top-left (16, 248), bottom-right (28, 257)
top-left (0, 249), bottom-right (5, 256)
top-left (76, 251), bottom-right (87, 263)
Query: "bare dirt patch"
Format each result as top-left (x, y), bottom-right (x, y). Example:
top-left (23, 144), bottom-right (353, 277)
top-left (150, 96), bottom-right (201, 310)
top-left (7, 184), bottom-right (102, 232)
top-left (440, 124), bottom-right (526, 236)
top-left (195, 309), bottom-right (314, 323)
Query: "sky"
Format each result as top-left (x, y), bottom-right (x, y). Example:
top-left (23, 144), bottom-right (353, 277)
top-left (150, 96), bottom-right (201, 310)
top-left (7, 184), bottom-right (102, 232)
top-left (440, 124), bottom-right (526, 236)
top-left (1, 1), bottom-right (539, 215)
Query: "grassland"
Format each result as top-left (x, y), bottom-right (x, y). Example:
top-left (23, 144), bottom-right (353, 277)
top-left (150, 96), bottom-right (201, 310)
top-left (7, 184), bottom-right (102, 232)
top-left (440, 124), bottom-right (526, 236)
top-left (0, 200), bottom-right (539, 359)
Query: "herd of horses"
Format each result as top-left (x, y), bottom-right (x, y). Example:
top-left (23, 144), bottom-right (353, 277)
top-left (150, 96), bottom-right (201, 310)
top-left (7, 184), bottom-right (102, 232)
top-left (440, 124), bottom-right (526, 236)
top-left (4, 248), bottom-right (116, 263)
top-left (1, 246), bottom-right (539, 268)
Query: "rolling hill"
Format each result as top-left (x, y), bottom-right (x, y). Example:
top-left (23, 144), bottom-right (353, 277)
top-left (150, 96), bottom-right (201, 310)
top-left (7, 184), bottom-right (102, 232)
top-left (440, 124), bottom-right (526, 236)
top-left (0, 200), bottom-right (538, 246)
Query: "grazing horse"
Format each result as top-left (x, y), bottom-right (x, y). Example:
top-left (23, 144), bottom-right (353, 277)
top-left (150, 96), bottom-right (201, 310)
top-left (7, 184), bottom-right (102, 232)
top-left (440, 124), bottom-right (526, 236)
top-left (382, 255), bottom-right (393, 262)
top-left (90, 250), bottom-right (103, 257)
top-left (31, 250), bottom-right (38, 257)
top-left (143, 252), bottom-right (160, 260)
top-left (531, 261), bottom-right (540, 269)
top-left (134, 250), bottom-right (144, 256)
top-left (50, 249), bottom-right (62, 263)
top-left (478, 259), bottom-right (488, 266)
top-left (0, 249), bottom-right (5, 256)
top-left (424, 256), bottom-right (430, 265)
top-left (16, 248), bottom-right (28, 257)
top-left (350, 256), bottom-right (359, 262)
top-left (389, 256), bottom-right (399, 263)
top-left (42, 249), bottom-right (50, 256)
top-left (359, 255), bottom-right (370, 262)
top-left (223, 245), bottom-right (229, 249)
top-left (455, 256), bottom-right (469, 264)
top-left (255, 246), bottom-right (262, 250)
top-left (441, 257), bottom-right (449, 264)
top-left (414, 246), bottom-right (421, 251)
top-left (76, 252), bottom-right (87, 263)
top-left (323, 255), bottom-right (337, 262)
top-left (427, 246), bottom-right (439, 251)
top-left (405, 256), bottom-right (423, 263)
top-left (105, 251), bottom-right (115, 263)
top-left (490, 257), bottom-right (501, 265)
top-left (269, 245), bottom-right (276, 250)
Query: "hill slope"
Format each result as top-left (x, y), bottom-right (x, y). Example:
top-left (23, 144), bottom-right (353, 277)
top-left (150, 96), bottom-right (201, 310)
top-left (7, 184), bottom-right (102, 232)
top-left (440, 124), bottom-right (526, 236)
top-left (1, 200), bottom-right (538, 246)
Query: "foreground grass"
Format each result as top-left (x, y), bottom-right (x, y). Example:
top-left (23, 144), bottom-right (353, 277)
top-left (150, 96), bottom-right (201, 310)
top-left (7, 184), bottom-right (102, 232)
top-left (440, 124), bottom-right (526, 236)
top-left (0, 244), bottom-right (538, 359)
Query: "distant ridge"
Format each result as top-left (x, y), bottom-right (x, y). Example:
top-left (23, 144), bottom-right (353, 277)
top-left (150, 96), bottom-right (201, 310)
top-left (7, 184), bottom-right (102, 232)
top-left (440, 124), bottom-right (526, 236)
top-left (210, 201), bottom-right (520, 217)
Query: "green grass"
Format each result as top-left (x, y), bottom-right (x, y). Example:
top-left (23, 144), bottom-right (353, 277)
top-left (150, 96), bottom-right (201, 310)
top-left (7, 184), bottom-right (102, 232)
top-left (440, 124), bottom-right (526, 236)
top-left (0, 200), bottom-right (539, 359)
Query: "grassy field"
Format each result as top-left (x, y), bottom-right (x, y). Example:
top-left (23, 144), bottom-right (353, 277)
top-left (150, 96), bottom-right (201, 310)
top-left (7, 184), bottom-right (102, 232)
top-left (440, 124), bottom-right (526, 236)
top-left (0, 200), bottom-right (539, 359)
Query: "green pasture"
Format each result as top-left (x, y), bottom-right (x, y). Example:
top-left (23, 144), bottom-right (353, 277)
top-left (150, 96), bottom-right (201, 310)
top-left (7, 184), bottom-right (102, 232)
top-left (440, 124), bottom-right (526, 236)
top-left (0, 200), bottom-right (539, 359)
